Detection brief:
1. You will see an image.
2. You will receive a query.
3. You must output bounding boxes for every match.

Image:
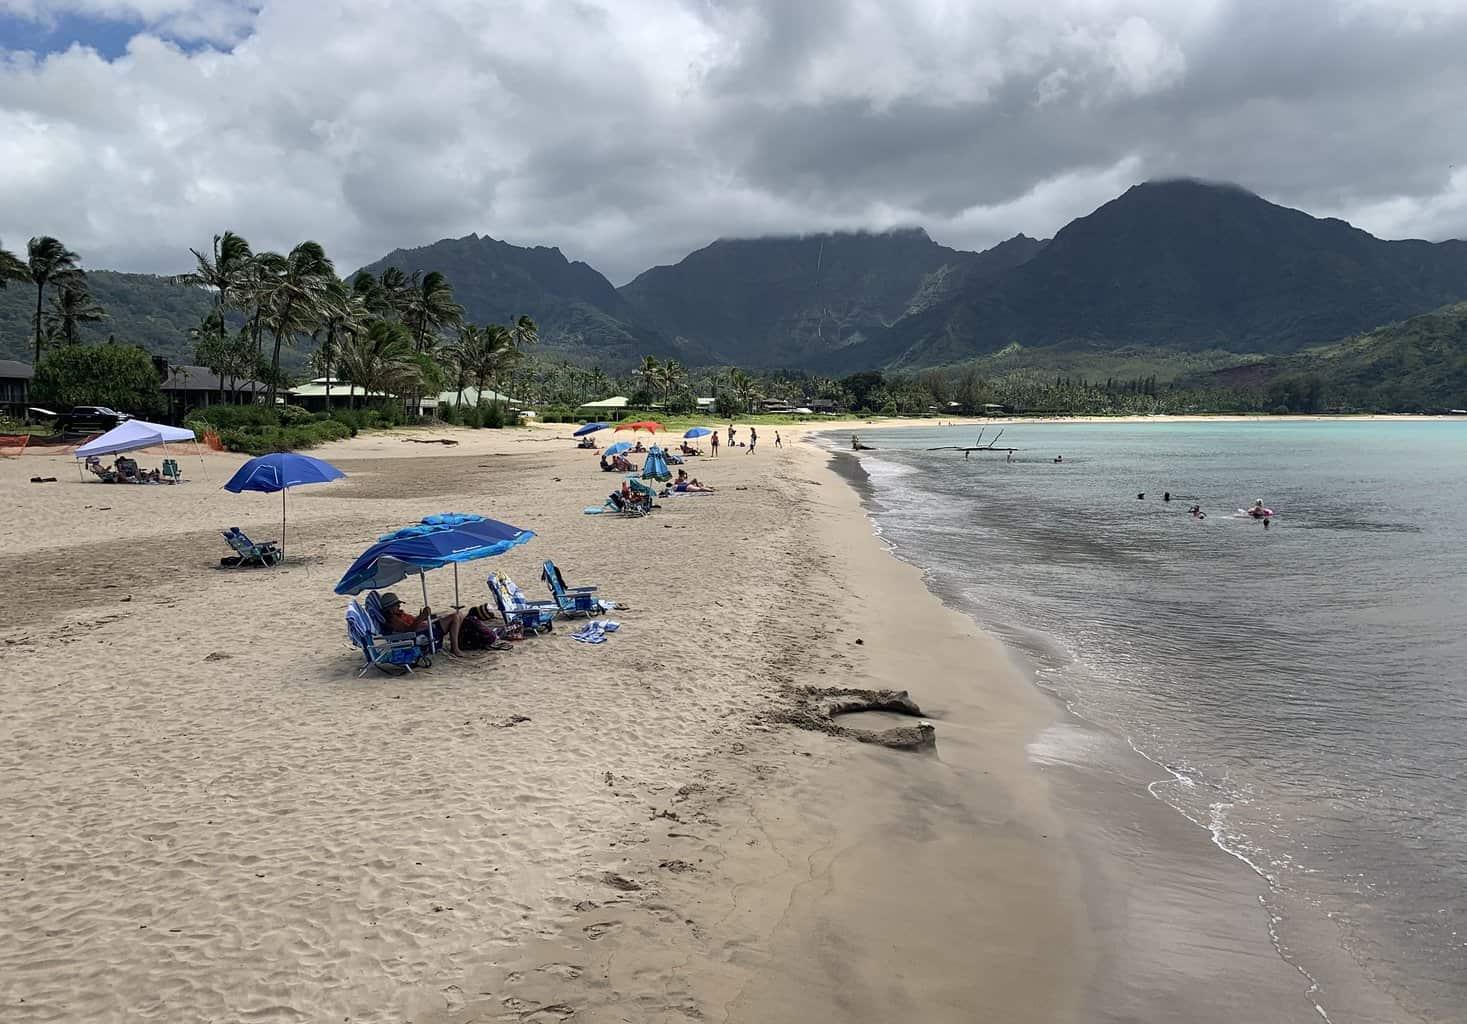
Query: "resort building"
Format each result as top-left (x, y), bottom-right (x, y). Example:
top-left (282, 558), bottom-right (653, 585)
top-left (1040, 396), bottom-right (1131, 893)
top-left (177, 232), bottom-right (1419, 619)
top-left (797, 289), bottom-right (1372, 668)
top-left (0, 359), bottom-right (33, 419)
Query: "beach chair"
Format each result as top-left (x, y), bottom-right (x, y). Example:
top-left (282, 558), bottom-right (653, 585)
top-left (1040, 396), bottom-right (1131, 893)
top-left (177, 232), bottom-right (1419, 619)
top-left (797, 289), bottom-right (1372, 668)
top-left (628, 478), bottom-right (658, 511)
top-left (603, 491), bottom-right (649, 517)
top-left (486, 573), bottom-right (555, 634)
top-left (346, 599), bottom-right (434, 676)
top-left (363, 589), bottom-right (449, 655)
top-left (84, 456), bottom-right (117, 483)
top-left (162, 458), bottom-right (182, 483)
top-left (540, 560), bottom-right (602, 617)
top-left (220, 527), bottom-right (282, 568)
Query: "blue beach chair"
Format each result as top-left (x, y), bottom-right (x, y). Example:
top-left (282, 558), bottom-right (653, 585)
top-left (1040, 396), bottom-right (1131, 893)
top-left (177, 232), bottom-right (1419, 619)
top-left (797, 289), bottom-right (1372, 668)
top-left (220, 527), bottom-right (282, 568)
top-left (540, 560), bottom-right (603, 617)
top-left (486, 573), bottom-right (555, 634)
top-left (346, 599), bottom-right (435, 676)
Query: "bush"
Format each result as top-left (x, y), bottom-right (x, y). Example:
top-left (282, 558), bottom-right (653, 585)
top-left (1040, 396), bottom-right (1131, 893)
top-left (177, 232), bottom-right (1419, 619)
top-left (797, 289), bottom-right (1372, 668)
top-left (190, 403), bottom-right (280, 429)
top-left (278, 404), bottom-right (314, 425)
top-left (34, 342), bottom-right (164, 417)
top-left (540, 405), bottom-right (575, 423)
top-left (438, 401), bottom-right (459, 425)
top-left (481, 401), bottom-right (506, 428)
top-left (214, 419), bottom-right (351, 455)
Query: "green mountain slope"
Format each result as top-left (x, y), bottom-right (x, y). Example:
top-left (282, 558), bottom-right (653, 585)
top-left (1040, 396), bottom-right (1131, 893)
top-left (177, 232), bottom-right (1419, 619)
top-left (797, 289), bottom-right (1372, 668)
top-left (1206, 302), bottom-right (1467, 411)
top-left (356, 233), bottom-right (703, 367)
top-left (0, 271), bottom-right (211, 363)
top-left (620, 228), bottom-right (1044, 368)
top-left (847, 180), bottom-right (1467, 370)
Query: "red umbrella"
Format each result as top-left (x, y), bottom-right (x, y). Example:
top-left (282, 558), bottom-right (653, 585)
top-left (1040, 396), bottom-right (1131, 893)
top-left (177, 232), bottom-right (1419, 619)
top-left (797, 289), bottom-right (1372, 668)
top-left (615, 420), bottom-right (663, 433)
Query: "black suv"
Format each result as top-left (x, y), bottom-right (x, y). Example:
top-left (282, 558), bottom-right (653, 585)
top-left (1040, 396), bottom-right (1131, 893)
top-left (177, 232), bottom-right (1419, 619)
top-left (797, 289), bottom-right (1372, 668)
top-left (58, 406), bottom-right (131, 432)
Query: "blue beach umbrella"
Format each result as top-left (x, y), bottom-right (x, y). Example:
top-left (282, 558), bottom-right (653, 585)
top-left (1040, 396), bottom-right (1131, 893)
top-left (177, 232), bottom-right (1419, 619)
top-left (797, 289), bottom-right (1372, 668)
top-left (574, 421), bottom-right (611, 437)
top-left (683, 426), bottom-right (713, 439)
top-left (604, 441), bottom-right (633, 457)
top-left (335, 513), bottom-right (535, 624)
top-left (641, 445), bottom-right (672, 482)
top-left (223, 451), bottom-right (346, 561)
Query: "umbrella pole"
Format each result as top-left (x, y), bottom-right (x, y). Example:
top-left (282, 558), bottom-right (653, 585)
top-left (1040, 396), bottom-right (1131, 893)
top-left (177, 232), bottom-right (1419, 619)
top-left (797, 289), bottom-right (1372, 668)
top-left (193, 438), bottom-right (209, 482)
top-left (421, 572), bottom-right (435, 648)
top-left (280, 486), bottom-right (287, 564)
top-left (454, 563), bottom-right (461, 609)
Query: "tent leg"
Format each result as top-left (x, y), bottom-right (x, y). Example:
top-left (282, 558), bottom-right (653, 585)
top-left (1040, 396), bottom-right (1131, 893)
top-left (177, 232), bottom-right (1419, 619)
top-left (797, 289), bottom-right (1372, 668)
top-left (193, 438), bottom-right (209, 482)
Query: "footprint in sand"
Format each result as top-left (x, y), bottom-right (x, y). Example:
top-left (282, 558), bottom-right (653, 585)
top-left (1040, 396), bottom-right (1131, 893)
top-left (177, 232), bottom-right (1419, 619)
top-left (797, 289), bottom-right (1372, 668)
top-left (536, 962), bottom-right (584, 979)
top-left (582, 920), bottom-right (622, 940)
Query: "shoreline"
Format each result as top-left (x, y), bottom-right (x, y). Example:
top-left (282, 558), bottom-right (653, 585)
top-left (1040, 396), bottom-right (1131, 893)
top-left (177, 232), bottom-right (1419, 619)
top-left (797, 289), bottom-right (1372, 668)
top-left (827, 427), bottom-right (1428, 1024)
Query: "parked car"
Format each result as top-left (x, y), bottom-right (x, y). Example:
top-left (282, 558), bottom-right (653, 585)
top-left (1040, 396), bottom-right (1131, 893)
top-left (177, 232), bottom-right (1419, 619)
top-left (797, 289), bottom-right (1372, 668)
top-left (57, 406), bottom-right (132, 432)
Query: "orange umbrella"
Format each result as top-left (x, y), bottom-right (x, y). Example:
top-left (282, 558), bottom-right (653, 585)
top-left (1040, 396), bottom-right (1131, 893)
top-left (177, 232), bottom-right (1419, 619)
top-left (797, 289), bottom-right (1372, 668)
top-left (615, 420), bottom-right (663, 433)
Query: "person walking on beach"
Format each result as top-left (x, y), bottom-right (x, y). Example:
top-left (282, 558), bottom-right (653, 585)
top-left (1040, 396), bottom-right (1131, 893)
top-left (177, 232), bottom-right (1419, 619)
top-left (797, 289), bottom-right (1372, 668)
top-left (727, 423), bottom-right (736, 447)
top-left (748, 426), bottom-right (758, 454)
top-left (710, 431), bottom-right (719, 457)
top-left (774, 431), bottom-right (782, 449)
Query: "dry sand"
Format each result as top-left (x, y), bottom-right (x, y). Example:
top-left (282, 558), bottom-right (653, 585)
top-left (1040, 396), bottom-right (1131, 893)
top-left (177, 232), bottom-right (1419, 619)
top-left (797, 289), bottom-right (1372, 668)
top-left (0, 421), bottom-right (1329, 1023)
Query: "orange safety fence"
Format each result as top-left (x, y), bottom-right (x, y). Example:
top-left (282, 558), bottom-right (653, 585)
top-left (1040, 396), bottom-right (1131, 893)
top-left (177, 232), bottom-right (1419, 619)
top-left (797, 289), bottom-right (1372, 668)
top-left (0, 434), bottom-right (31, 457)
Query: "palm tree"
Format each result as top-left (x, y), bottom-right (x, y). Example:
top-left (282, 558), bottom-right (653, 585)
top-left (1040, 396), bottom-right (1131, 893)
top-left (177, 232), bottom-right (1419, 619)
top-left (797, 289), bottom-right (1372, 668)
top-left (636, 354), bottom-right (661, 399)
top-left (0, 237), bottom-right (28, 288)
top-left (510, 313), bottom-right (538, 353)
top-left (25, 236), bottom-right (83, 364)
top-left (46, 285), bottom-right (106, 345)
top-left (402, 270), bottom-right (464, 352)
top-left (314, 277), bottom-right (362, 408)
top-left (259, 241), bottom-right (335, 406)
top-left (377, 267), bottom-right (412, 320)
top-left (349, 270), bottom-right (393, 319)
top-left (337, 319), bottom-right (417, 409)
top-left (184, 231), bottom-right (253, 316)
top-left (446, 324), bottom-right (486, 407)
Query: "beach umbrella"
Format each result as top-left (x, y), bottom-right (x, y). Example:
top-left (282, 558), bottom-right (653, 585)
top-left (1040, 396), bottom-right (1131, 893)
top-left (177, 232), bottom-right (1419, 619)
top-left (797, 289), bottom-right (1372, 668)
top-left (615, 420), bottom-right (663, 433)
top-left (683, 426), bottom-right (713, 439)
top-left (641, 445), bottom-right (672, 482)
top-left (574, 421), bottom-right (610, 437)
top-left (334, 514), bottom-right (536, 639)
top-left (223, 452), bottom-right (346, 562)
top-left (604, 441), bottom-right (633, 457)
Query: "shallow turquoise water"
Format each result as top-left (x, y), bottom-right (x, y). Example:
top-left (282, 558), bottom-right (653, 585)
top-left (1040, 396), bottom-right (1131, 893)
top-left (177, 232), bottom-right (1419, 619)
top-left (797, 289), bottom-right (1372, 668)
top-left (842, 420), bottom-right (1467, 1022)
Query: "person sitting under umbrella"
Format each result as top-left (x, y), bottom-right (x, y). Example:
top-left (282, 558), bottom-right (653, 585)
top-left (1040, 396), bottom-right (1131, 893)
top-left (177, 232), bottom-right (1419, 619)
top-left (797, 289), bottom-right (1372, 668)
top-left (379, 591), bottom-right (467, 654)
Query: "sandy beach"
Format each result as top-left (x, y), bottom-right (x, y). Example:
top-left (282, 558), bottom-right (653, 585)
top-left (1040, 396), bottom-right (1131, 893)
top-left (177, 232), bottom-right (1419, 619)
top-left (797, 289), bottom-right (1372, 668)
top-left (1, 421), bottom-right (1340, 1023)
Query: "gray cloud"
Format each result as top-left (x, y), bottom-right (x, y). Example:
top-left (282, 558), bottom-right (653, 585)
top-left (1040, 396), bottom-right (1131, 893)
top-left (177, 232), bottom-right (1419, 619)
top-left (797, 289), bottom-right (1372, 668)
top-left (1, 0), bottom-right (1464, 284)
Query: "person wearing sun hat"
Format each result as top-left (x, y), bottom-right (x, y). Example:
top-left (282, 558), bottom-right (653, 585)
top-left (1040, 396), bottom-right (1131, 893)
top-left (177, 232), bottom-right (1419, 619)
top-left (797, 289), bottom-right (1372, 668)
top-left (380, 591), bottom-right (466, 654)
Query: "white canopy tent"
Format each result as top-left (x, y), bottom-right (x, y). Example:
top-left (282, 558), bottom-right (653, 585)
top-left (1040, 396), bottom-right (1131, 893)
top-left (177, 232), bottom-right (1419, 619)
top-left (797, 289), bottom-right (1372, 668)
top-left (73, 420), bottom-right (207, 480)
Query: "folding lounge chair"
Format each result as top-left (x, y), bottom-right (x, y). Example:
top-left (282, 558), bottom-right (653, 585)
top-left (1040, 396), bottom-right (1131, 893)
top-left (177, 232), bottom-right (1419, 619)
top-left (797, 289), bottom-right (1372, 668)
top-left (346, 599), bottom-right (434, 676)
top-left (628, 478), bottom-right (659, 510)
top-left (220, 527), bottom-right (282, 567)
top-left (540, 559), bottom-right (602, 617)
top-left (604, 490), bottom-right (652, 517)
top-left (162, 459), bottom-right (182, 483)
top-left (486, 574), bottom-right (555, 634)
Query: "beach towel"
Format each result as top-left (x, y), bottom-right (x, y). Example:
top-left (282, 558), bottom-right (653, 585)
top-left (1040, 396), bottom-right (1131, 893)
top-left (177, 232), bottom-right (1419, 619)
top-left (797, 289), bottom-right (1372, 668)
top-left (583, 506), bottom-right (605, 514)
top-left (571, 620), bottom-right (621, 644)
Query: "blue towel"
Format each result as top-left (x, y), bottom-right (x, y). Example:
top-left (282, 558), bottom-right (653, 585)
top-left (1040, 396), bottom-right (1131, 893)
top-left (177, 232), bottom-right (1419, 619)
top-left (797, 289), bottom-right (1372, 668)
top-left (571, 620), bottom-right (621, 644)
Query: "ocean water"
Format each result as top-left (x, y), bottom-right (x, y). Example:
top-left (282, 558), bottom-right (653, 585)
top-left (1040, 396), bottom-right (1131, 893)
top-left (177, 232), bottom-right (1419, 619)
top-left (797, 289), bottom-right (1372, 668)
top-left (832, 420), bottom-right (1467, 1022)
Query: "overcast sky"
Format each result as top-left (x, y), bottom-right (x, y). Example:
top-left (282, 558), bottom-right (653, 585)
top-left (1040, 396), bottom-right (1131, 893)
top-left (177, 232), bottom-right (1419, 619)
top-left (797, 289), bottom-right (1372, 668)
top-left (2, 0), bottom-right (1465, 284)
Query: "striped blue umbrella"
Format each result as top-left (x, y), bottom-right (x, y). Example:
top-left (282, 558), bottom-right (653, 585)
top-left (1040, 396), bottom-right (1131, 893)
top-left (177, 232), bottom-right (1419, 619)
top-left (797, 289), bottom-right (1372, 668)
top-left (604, 441), bottom-right (633, 457)
top-left (574, 421), bottom-right (610, 437)
top-left (684, 426), bottom-right (713, 438)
